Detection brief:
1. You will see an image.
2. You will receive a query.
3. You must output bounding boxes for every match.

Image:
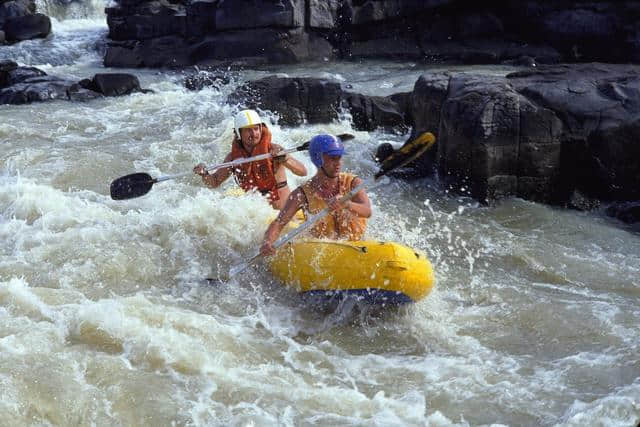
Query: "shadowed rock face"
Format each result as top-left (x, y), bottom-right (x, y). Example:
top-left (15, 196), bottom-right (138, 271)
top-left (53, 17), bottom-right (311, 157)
top-left (103, 0), bottom-right (640, 68)
top-left (226, 75), bottom-right (410, 132)
top-left (0, 0), bottom-right (51, 44)
top-left (414, 64), bottom-right (640, 204)
top-left (221, 63), bottom-right (640, 206)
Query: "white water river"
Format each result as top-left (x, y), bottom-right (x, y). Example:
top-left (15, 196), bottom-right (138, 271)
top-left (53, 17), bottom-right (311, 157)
top-left (0, 4), bottom-right (639, 426)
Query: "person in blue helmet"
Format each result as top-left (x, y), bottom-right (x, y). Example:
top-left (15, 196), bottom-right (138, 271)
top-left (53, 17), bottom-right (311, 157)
top-left (260, 133), bottom-right (371, 256)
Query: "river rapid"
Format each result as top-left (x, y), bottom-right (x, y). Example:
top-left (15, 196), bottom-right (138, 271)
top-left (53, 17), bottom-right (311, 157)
top-left (1, 3), bottom-right (639, 426)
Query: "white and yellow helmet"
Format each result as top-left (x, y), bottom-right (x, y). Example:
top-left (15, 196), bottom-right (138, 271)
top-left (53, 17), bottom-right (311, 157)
top-left (234, 109), bottom-right (263, 136)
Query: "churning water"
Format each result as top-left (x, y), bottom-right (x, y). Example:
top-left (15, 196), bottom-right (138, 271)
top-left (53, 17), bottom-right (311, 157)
top-left (1, 2), bottom-right (639, 426)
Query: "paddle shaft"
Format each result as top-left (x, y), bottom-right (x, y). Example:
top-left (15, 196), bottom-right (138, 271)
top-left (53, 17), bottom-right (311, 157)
top-left (155, 147), bottom-right (300, 183)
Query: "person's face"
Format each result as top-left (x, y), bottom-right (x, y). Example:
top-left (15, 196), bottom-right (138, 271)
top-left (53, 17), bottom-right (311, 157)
top-left (321, 153), bottom-right (342, 178)
top-left (239, 124), bottom-right (262, 147)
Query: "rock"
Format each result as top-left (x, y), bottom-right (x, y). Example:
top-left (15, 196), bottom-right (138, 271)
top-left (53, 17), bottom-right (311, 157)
top-left (0, 78), bottom-right (72, 104)
top-left (226, 75), bottom-right (412, 132)
top-left (2, 66), bottom-right (47, 87)
top-left (90, 73), bottom-right (144, 96)
top-left (0, 0), bottom-right (35, 25)
top-left (410, 63), bottom-right (640, 204)
top-left (351, 36), bottom-right (423, 60)
top-left (568, 190), bottom-right (601, 211)
top-left (343, 92), bottom-right (407, 132)
top-left (0, 59), bottom-right (18, 70)
top-left (102, 0), bottom-right (640, 66)
top-left (67, 83), bottom-right (103, 101)
top-left (3, 13), bottom-right (51, 42)
top-left (215, 0), bottom-right (304, 30)
top-left (104, 36), bottom-right (192, 68)
top-left (227, 76), bottom-right (343, 126)
top-left (605, 201), bottom-right (640, 225)
top-left (189, 29), bottom-right (333, 65)
top-left (0, 65), bottom-right (149, 105)
top-left (309, 0), bottom-right (341, 29)
top-left (184, 71), bottom-right (231, 91)
top-left (0, 59), bottom-right (19, 87)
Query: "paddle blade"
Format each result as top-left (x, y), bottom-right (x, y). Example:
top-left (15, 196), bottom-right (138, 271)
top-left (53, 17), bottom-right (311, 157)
top-left (375, 132), bottom-right (436, 179)
top-left (337, 133), bottom-right (355, 142)
top-left (296, 133), bottom-right (355, 152)
top-left (110, 172), bottom-right (155, 200)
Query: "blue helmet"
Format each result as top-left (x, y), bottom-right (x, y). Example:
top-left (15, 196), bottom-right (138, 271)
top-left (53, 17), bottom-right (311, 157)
top-left (309, 134), bottom-right (344, 168)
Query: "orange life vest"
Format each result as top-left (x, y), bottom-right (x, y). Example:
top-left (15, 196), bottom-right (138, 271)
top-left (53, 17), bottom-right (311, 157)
top-left (301, 172), bottom-right (367, 240)
top-left (229, 124), bottom-right (279, 202)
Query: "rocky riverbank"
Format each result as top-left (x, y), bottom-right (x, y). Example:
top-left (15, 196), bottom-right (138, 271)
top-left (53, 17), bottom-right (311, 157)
top-left (102, 0), bottom-right (640, 68)
top-left (0, 60), bottom-right (149, 103)
top-left (0, 0), bottom-right (51, 44)
top-left (2, 0), bottom-right (639, 222)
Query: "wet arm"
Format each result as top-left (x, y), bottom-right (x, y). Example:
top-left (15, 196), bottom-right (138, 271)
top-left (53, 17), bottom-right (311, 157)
top-left (195, 153), bottom-right (233, 188)
top-left (272, 144), bottom-right (307, 177)
top-left (282, 155), bottom-right (307, 176)
top-left (261, 189), bottom-right (305, 255)
top-left (345, 177), bottom-right (372, 218)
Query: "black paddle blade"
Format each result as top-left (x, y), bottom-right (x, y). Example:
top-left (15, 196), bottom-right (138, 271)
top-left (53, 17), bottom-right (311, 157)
top-left (375, 132), bottom-right (436, 179)
top-left (337, 133), bottom-right (355, 142)
top-left (296, 133), bottom-right (355, 151)
top-left (110, 172), bottom-right (155, 200)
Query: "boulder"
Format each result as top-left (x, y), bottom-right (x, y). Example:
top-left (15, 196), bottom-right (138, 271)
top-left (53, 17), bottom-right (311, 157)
top-left (0, 78), bottom-right (74, 104)
top-left (605, 201), bottom-right (640, 225)
top-left (0, 0), bottom-right (35, 25)
top-left (344, 92), bottom-right (407, 132)
top-left (104, 36), bottom-right (192, 68)
top-left (1, 65), bottom-right (148, 105)
top-left (3, 13), bottom-right (51, 42)
top-left (89, 73), bottom-right (145, 96)
top-left (215, 0), bottom-right (304, 30)
top-left (228, 76), bottom-right (343, 126)
top-left (410, 63), bottom-right (640, 204)
top-left (102, 0), bottom-right (640, 66)
top-left (189, 28), bottom-right (333, 65)
top-left (226, 75), bottom-right (411, 132)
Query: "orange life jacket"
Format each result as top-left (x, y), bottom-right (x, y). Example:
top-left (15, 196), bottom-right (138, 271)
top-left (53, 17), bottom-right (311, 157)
top-left (301, 172), bottom-right (367, 240)
top-left (229, 124), bottom-right (279, 202)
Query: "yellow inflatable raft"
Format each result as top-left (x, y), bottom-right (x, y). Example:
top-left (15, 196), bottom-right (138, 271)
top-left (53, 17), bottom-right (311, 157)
top-left (268, 240), bottom-right (435, 304)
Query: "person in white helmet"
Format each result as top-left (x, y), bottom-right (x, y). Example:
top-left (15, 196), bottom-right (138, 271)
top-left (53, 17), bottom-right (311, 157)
top-left (193, 109), bottom-right (307, 209)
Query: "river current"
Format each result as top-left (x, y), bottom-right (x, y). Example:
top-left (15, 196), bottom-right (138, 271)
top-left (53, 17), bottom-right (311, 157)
top-left (1, 3), bottom-right (639, 426)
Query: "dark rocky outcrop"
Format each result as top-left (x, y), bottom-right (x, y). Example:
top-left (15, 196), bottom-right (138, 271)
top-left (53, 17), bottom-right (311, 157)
top-left (184, 69), bottom-right (232, 91)
top-left (0, 60), bottom-right (149, 104)
top-left (103, 0), bottom-right (640, 68)
top-left (413, 64), bottom-right (640, 205)
top-left (227, 76), bottom-right (343, 126)
top-left (79, 73), bottom-right (148, 96)
top-left (221, 63), bottom-right (640, 207)
top-left (0, 0), bottom-right (51, 44)
top-left (226, 75), bottom-right (408, 132)
top-left (605, 201), bottom-right (640, 225)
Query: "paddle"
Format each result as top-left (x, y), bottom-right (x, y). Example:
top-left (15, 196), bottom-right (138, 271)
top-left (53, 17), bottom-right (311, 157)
top-left (109, 133), bottom-right (355, 200)
top-left (228, 131), bottom-right (436, 277)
